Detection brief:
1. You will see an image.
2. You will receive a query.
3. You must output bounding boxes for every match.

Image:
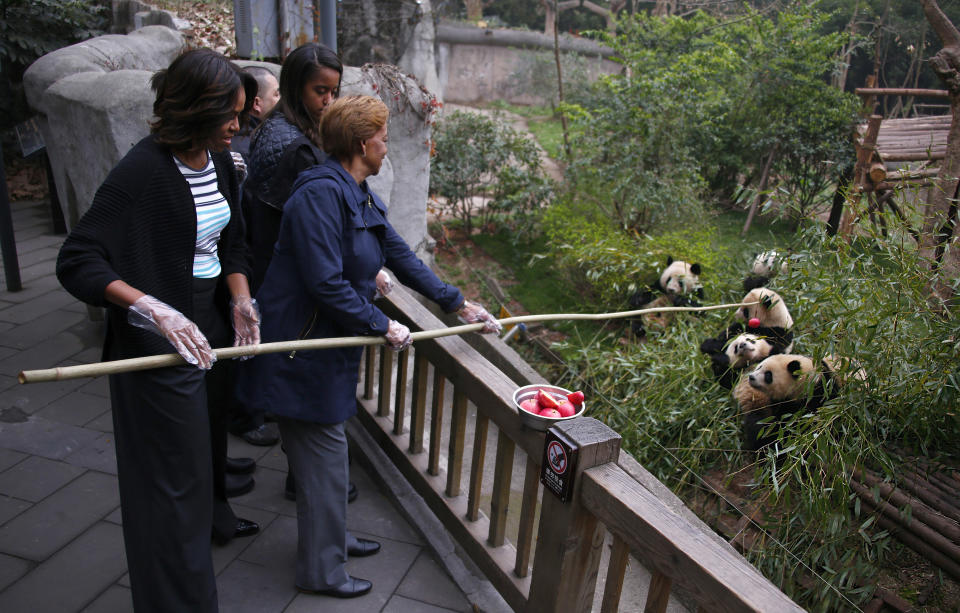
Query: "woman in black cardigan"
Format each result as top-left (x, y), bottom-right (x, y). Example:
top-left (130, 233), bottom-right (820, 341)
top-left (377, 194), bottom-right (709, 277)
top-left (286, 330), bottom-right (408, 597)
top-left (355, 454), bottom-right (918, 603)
top-left (57, 50), bottom-right (261, 613)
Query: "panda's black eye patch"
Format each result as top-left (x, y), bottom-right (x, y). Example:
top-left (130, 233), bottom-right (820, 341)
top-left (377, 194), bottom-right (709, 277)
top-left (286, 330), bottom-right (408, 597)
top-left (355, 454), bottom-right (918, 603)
top-left (764, 371), bottom-right (773, 384)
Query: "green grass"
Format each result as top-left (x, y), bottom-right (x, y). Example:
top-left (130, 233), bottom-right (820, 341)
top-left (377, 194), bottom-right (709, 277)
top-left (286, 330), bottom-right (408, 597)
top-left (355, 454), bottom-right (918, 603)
top-left (487, 101), bottom-right (572, 160)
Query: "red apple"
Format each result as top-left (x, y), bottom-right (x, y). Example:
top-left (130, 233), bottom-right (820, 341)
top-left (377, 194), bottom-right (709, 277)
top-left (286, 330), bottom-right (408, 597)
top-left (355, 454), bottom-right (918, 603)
top-left (519, 398), bottom-right (539, 414)
top-left (556, 399), bottom-right (577, 417)
top-left (539, 408), bottom-right (562, 419)
top-left (566, 390), bottom-right (585, 406)
top-left (536, 389), bottom-right (560, 410)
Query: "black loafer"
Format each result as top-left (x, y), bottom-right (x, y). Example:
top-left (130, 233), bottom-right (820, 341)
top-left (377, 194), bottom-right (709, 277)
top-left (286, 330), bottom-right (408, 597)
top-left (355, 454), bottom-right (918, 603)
top-left (348, 538), bottom-right (380, 557)
top-left (212, 518), bottom-right (260, 545)
top-left (299, 577), bottom-right (372, 598)
top-left (234, 518), bottom-right (259, 538)
top-left (242, 423), bottom-right (279, 446)
top-left (225, 473), bottom-right (255, 498)
top-left (225, 456), bottom-right (256, 474)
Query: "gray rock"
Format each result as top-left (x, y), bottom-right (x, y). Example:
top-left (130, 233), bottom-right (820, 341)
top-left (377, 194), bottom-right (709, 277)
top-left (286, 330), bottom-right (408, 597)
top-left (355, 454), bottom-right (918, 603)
top-left (341, 65), bottom-right (438, 261)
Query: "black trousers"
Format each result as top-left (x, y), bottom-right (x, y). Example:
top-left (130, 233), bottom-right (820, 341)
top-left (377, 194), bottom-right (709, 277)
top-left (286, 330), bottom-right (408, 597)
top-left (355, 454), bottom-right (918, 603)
top-left (109, 278), bottom-right (235, 613)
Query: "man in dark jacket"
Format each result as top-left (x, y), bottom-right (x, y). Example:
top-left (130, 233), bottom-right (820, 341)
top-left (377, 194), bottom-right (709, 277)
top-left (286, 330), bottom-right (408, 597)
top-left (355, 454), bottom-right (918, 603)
top-left (231, 66), bottom-right (280, 163)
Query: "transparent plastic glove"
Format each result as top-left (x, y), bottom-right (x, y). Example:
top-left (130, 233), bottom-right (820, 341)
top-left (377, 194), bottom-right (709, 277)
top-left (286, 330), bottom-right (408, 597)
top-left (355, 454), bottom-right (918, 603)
top-left (385, 319), bottom-right (412, 352)
top-left (457, 299), bottom-right (502, 335)
top-left (128, 294), bottom-right (216, 369)
top-left (230, 151), bottom-right (247, 183)
top-left (374, 269), bottom-right (393, 300)
top-left (230, 295), bottom-right (261, 358)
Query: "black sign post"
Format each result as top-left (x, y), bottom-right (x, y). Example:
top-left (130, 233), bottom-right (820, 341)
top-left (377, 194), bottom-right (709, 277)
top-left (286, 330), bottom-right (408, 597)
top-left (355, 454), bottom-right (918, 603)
top-left (540, 427), bottom-right (579, 502)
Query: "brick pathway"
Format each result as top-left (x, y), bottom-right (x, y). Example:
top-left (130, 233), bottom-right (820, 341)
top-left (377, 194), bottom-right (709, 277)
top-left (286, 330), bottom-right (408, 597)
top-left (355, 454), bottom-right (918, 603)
top-left (0, 199), bottom-right (477, 612)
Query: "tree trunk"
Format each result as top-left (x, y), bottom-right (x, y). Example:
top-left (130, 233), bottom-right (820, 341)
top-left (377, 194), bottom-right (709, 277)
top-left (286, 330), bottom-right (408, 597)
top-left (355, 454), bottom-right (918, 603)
top-left (919, 0), bottom-right (960, 300)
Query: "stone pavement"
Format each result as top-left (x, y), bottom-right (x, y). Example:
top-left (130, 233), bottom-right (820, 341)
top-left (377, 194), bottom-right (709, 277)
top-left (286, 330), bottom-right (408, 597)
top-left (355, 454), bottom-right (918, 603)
top-left (0, 198), bottom-right (478, 613)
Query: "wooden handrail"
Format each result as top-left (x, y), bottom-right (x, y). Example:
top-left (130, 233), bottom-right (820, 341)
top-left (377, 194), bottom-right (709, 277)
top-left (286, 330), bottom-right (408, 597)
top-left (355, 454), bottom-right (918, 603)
top-left (581, 463), bottom-right (805, 612)
top-left (357, 284), bottom-right (802, 612)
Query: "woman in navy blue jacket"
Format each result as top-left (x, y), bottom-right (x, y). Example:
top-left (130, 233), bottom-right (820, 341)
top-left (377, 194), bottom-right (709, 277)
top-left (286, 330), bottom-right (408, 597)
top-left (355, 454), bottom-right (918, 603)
top-left (242, 95), bottom-right (500, 598)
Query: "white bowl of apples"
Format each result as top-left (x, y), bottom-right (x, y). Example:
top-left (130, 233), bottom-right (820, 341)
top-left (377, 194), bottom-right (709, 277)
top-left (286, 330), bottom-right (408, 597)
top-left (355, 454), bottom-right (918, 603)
top-left (513, 384), bottom-right (586, 431)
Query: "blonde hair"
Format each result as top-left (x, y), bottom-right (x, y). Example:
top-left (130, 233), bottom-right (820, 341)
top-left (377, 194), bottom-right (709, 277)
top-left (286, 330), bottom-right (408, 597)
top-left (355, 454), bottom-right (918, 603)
top-left (320, 95), bottom-right (389, 161)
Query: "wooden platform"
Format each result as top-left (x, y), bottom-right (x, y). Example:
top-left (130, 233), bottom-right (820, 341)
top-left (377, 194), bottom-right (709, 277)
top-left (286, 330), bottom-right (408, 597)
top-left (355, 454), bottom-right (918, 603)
top-left (853, 88), bottom-right (952, 192)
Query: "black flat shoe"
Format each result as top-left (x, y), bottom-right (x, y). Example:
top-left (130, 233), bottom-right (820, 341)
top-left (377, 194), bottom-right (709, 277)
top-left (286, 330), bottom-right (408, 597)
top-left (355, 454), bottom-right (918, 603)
top-left (212, 518), bottom-right (260, 545)
top-left (225, 473), bottom-right (255, 498)
top-left (348, 538), bottom-right (380, 557)
top-left (299, 577), bottom-right (372, 598)
top-left (234, 518), bottom-right (259, 538)
top-left (225, 456), bottom-right (255, 474)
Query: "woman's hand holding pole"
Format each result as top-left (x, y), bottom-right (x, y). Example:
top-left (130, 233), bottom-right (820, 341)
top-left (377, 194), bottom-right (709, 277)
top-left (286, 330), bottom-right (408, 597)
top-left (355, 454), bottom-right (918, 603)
top-left (231, 295), bottom-right (261, 358)
top-left (127, 294), bottom-right (216, 369)
top-left (457, 299), bottom-right (502, 335)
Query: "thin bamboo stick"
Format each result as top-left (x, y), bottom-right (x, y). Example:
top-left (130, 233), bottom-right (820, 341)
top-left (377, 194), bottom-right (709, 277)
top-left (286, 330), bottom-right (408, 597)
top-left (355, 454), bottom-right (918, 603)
top-left (18, 301), bottom-right (756, 384)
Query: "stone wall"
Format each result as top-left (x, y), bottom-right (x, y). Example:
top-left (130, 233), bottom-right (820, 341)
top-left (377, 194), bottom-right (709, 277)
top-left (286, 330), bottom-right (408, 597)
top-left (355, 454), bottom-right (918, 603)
top-left (23, 28), bottom-right (438, 261)
top-left (435, 23), bottom-right (620, 105)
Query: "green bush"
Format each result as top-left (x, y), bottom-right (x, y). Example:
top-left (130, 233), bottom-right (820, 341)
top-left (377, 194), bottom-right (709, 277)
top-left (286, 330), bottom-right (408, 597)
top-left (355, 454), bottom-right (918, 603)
top-left (550, 224), bottom-right (960, 611)
top-left (430, 110), bottom-right (553, 235)
top-left (0, 0), bottom-right (107, 72)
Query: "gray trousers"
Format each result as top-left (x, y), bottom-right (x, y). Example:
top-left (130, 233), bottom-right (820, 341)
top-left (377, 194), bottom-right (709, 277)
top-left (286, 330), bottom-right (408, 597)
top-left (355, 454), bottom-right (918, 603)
top-left (277, 418), bottom-right (354, 590)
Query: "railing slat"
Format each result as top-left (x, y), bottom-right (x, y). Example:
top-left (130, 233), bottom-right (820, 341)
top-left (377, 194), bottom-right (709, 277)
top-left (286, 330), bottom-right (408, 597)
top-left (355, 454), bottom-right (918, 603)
top-left (428, 369), bottom-right (446, 476)
top-left (514, 456), bottom-right (539, 578)
top-left (600, 534), bottom-right (630, 613)
top-left (581, 463), bottom-right (806, 613)
top-left (363, 345), bottom-right (376, 400)
top-left (393, 347), bottom-right (410, 435)
top-left (527, 419), bottom-right (621, 613)
top-left (377, 347), bottom-right (393, 417)
top-left (467, 412), bottom-right (489, 522)
top-left (409, 352), bottom-right (429, 453)
top-left (488, 434), bottom-right (515, 547)
top-left (446, 387), bottom-right (468, 497)
top-left (643, 571), bottom-right (672, 613)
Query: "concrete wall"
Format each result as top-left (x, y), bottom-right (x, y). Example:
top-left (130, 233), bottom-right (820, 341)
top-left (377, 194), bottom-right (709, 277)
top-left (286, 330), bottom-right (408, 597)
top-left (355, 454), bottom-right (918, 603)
top-left (434, 23), bottom-right (621, 105)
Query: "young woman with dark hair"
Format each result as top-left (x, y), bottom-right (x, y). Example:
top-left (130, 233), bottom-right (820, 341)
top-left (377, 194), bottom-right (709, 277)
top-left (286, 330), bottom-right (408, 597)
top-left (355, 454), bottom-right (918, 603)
top-left (57, 49), bottom-right (261, 613)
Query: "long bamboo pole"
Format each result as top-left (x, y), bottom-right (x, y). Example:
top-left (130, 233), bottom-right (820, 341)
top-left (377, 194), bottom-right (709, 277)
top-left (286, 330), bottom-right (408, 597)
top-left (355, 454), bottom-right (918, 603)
top-left (17, 301), bottom-right (756, 384)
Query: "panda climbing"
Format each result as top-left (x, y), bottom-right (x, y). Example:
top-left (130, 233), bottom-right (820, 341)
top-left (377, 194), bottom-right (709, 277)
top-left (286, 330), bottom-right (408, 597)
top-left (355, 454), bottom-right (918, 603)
top-left (700, 287), bottom-right (794, 388)
top-left (743, 250), bottom-right (787, 293)
top-left (628, 257), bottom-right (703, 338)
top-left (733, 354), bottom-right (836, 452)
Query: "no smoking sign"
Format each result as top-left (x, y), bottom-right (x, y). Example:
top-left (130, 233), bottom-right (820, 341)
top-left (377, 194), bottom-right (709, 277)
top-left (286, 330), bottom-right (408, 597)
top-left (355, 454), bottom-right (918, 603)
top-left (540, 429), bottom-right (579, 502)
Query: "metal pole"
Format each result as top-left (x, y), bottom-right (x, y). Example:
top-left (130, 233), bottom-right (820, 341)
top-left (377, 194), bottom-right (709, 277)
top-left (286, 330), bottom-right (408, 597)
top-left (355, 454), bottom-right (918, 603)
top-left (319, 0), bottom-right (337, 52)
top-left (0, 146), bottom-right (23, 292)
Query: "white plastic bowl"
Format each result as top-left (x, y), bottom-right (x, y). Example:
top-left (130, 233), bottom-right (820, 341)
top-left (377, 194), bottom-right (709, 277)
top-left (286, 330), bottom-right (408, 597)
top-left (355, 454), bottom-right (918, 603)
top-left (512, 384), bottom-right (586, 431)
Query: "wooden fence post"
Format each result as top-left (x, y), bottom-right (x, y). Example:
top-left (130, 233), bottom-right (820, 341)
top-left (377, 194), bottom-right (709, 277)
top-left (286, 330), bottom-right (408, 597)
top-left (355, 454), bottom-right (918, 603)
top-left (526, 418), bottom-right (622, 613)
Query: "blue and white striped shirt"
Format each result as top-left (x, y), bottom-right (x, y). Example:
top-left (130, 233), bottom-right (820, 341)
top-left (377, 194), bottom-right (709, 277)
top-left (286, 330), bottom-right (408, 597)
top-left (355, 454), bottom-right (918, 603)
top-left (174, 154), bottom-right (231, 278)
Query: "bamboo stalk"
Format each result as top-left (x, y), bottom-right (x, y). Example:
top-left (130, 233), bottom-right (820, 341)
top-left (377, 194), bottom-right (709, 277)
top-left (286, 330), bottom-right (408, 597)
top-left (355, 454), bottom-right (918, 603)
top-left (18, 301), bottom-right (757, 384)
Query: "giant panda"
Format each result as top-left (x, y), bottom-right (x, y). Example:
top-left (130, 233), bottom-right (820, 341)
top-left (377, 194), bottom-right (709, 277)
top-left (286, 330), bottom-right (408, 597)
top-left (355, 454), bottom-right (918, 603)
top-left (742, 250), bottom-right (787, 293)
top-left (628, 257), bottom-right (703, 338)
top-left (700, 287), bottom-right (794, 388)
top-left (733, 354), bottom-right (836, 451)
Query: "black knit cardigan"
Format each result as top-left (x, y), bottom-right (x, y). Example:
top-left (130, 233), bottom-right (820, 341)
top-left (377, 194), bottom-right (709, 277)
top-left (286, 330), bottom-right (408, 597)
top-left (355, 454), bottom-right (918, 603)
top-left (57, 135), bottom-right (251, 361)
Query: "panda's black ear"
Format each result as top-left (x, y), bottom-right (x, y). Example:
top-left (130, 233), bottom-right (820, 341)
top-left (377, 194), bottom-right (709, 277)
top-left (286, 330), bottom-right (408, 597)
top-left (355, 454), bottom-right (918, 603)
top-left (666, 256), bottom-right (674, 266)
top-left (787, 360), bottom-right (803, 378)
top-left (761, 295), bottom-right (774, 309)
top-left (690, 263), bottom-right (701, 275)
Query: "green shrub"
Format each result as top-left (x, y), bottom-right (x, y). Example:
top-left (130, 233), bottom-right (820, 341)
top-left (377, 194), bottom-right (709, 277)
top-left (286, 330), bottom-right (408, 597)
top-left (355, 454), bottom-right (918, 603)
top-left (430, 110), bottom-right (553, 235)
top-left (551, 224), bottom-right (960, 611)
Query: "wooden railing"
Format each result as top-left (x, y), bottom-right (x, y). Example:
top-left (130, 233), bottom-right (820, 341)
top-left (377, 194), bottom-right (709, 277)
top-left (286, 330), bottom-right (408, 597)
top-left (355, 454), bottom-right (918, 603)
top-left (356, 286), bottom-right (803, 612)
